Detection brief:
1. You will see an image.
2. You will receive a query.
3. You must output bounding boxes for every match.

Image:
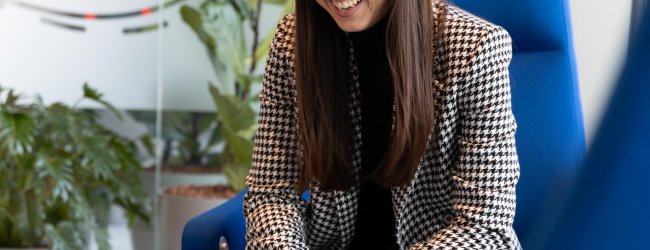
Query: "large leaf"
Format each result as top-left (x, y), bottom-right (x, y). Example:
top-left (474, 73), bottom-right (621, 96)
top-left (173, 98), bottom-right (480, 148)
top-left (82, 83), bottom-right (122, 120)
top-left (220, 124), bottom-right (254, 167)
top-left (222, 162), bottom-right (249, 192)
top-left (254, 28), bottom-right (277, 62)
top-left (180, 5), bottom-right (202, 31)
top-left (180, 5), bottom-right (233, 91)
top-left (4, 89), bottom-right (19, 106)
top-left (138, 134), bottom-right (155, 157)
top-left (94, 226), bottom-right (110, 250)
top-left (181, 6), bottom-right (219, 59)
top-left (208, 84), bottom-right (256, 132)
top-left (203, 120), bottom-right (224, 153)
top-left (0, 110), bottom-right (35, 154)
top-left (9, 188), bottom-right (43, 246)
top-left (44, 222), bottom-right (86, 250)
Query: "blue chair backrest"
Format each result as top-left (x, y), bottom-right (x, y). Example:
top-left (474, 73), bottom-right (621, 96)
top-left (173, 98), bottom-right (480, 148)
top-left (451, 0), bottom-right (586, 246)
top-left (536, 4), bottom-right (650, 249)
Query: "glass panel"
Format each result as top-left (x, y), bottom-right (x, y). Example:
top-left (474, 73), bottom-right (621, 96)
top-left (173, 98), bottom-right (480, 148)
top-left (0, 0), bottom-right (160, 249)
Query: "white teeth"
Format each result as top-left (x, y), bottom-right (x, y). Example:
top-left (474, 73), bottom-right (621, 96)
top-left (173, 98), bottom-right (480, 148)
top-left (333, 0), bottom-right (360, 11)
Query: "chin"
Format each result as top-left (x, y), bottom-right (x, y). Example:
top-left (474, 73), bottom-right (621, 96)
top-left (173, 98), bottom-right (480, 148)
top-left (334, 21), bottom-right (372, 32)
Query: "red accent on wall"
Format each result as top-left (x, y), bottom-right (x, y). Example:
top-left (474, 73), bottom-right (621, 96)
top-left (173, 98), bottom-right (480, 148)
top-left (84, 13), bottom-right (96, 20)
top-left (141, 8), bottom-right (152, 15)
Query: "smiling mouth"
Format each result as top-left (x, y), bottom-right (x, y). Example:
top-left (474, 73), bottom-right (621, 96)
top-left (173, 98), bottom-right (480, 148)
top-left (332, 0), bottom-right (361, 11)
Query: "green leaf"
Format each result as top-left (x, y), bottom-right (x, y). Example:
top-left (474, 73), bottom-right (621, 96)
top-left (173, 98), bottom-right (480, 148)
top-left (220, 124), bottom-right (254, 167)
top-left (197, 112), bottom-right (218, 133)
top-left (222, 162), bottom-right (249, 192)
top-left (113, 196), bottom-right (150, 226)
top-left (9, 188), bottom-right (43, 245)
top-left (208, 84), bottom-right (256, 132)
top-left (262, 0), bottom-right (288, 5)
top-left (138, 134), bottom-right (155, 157)
top-left (82, 83), bottom-right (123, 120)
top-left (181, 5), bottom-right (218, 55)
top-left (254, 28), bottom-right (276, 62)
top-left (0, 110), bottom-right (35, 153)
top-left (94, 226), bottom-right (110, 250)
top-left (180, 6), bottom-right (203, 34)
top-left (203, 120), bottom-right (224, 151)
top-left (44, 222), bottom-right (86, 250)
top-left (280, 0), bottom-right (295, 15)
top-left (0, 205), bottom-right (11, 221)
top-left (5, 89), bottom-right (19, 106)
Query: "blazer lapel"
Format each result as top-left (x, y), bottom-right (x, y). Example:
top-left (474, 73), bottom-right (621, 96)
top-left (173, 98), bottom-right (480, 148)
top-left (331, 39), bottom-right (362, 248)
top-left (335, 36), bottom-right (438, 248)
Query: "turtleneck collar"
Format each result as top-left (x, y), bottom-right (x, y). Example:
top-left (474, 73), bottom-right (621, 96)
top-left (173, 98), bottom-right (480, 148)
top-left (347, 13), bottom-right (390, 61)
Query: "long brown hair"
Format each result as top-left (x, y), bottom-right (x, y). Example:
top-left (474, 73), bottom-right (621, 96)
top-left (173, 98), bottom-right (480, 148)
top-left (295, 0), bottom-right (439, 192)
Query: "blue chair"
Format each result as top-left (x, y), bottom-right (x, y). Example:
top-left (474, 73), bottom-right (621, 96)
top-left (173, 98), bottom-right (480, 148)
top-left (534, 4), bottom-right (650, 249)
top-left (182, 189), bottom-right (248, 250)
top-left (451, 0), bottom-right (586, 247)
top-left (182, 189), bottom-right (310, 250)
top-left (183, 1), bottom-right (586, 248)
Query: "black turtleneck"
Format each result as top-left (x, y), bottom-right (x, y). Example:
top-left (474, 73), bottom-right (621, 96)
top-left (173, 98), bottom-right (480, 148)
top-left (347, 14), bottom-right (399, 250)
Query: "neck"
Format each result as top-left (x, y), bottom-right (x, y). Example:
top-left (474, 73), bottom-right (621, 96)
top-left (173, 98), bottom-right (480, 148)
top-left (347, 13), bottom-right (390, 61)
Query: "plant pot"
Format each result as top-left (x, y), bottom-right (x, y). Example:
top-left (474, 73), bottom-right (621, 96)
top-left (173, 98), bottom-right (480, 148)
top-left (130, 170), bottom-right (227, 250)
top-left (140, 168), bottom-right (229, 195)
top-left (160, 185), bottom-right (236, 250)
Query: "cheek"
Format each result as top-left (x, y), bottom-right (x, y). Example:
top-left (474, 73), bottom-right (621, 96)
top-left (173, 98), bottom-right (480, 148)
top-left (372, 0), bottom-right (391, 16)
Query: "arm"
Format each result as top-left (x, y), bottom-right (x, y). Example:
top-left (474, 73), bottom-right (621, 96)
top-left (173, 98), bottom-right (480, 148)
top-left (243, 15), bottom-right (309, 250)
top-left (411, 26), bottom-right (521, 249)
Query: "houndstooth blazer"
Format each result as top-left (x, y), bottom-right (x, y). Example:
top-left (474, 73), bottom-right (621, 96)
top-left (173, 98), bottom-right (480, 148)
top-left (243, 2), bottom-right (522, 249)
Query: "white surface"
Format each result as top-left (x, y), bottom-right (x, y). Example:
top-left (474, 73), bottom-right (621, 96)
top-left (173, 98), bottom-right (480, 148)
top-left (569, 0), bottom-right (633, 143)
top-left (0, 0), bottom-right (280, 111)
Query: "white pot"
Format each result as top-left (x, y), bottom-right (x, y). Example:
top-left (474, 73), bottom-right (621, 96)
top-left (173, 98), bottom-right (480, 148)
top-left (130, 171), bottom-right (227, 250)
top-left (160, 192), bottom-right (228, 250)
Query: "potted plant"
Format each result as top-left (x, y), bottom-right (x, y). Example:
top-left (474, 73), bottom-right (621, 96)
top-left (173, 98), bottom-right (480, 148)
top-left (128, 110), bottom-right (228, 192)
top-left (155, 0), bottom-right (293, 249)
top-left (0, 84), bottom-right (149, 249)
top-left (126, 110), bottom-right (230, 250)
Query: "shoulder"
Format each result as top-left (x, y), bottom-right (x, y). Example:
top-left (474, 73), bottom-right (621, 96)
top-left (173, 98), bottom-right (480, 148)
top-left (260, 15), bottom-right (298, 106)
top-left (439, 1), bottom-right (508, 35)
top-left (438, 1), bottom-right (512, 47)
top-left (271, 14), bottom-right (297, 55)
top-left (436, 1), bottom-right (513, 75)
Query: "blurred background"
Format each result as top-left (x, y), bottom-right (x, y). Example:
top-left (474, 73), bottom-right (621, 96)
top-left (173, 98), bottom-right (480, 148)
top-left (0, 0), bottom-right (646, 249)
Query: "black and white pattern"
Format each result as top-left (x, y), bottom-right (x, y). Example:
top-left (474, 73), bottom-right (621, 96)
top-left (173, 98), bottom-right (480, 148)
top-left (243, 1), bottom-right (522, 249)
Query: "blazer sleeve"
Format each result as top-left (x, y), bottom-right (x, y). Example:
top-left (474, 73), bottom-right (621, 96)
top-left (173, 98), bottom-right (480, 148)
top-left (243, 15), bottom-right (310, 250)
top-left (411, 26), bottom-right (521, 249)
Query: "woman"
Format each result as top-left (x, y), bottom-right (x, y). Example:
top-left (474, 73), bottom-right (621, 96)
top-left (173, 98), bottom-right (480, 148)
top-left (244, 0), bottom-right (521, 249)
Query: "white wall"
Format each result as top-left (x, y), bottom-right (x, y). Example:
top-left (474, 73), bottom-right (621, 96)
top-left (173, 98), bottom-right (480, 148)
top-left (569, 0), bottom-right (633, 143)
top-left (0, 0), bottom-right (281, 111)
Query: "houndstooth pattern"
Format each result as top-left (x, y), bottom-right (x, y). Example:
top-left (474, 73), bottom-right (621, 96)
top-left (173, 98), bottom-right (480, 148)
top-left (244, 1), bottom-right (522, 249)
